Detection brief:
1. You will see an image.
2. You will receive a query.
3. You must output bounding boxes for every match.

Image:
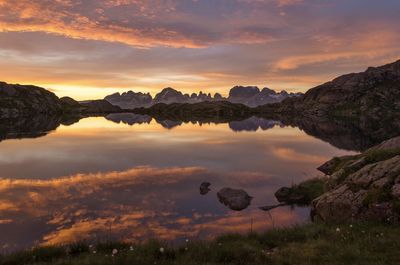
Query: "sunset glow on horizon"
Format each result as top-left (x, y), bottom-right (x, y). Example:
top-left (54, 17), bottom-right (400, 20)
top-left (1, 0), bottom-right (400, 100)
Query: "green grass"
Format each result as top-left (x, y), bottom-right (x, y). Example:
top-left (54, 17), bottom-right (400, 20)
top-left (363, 148), bottom-right (400, 164)
top-left (2, 223), bottom-right (400, 265)
top-left (288, 177), bottom-right (327, 205)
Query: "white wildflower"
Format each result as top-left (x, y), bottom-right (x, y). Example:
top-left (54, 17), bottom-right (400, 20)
top-left (112, 249), bottom-right (118, 255)
top-left (336, 227), bottom-right (341, 232)
top-left (159, 247), bottom-right (165, 253)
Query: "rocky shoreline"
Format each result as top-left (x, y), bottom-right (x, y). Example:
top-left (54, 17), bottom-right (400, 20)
top-left (311, 136), bottom-right (400, 223)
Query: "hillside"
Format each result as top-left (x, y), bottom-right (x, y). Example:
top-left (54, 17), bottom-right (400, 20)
top-left (258, 59), bottom-right (400, 119)
top-left (0, 82), bottom-right (121, 118)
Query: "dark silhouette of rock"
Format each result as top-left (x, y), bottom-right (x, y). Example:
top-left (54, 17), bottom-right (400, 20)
top-left (0, 82), bottom-right (62, 118)
top-left (258, 59), bottom-right (400, 120)
top-left (217, 188), bottom-right (253, 211)
top-left (0, 81), bottom-right (124, 118)
top-left (80, 100), bottom-right (122, 113)
top-left (200, 182), bottom-right (211, 195)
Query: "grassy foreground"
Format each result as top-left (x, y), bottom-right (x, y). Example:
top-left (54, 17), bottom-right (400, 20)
top-left (0, 224), bottom-right (400, 265)
top-left (1, 223), bottom-right (400, 265)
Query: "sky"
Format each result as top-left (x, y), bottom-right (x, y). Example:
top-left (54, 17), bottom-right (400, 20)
top-left (0, 0), bottom-right (399, 100)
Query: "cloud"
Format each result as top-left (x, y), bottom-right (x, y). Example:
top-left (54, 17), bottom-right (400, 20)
top-left (0, 0), bottom-right (283, 48)
top-left (0, 0), bottom-right (200, 48)
top-left (0, 0), bottom-right (400, 98)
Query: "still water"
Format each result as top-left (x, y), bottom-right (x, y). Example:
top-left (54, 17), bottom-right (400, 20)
top-left (0, 115), bottom-right (354, 252)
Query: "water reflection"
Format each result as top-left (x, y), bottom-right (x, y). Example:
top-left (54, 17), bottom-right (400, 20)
top-left (229, 117), bottom-right (282, 132)
top-left (0, 113), bottom-right (391, 252)
top-left (1, 114), bottom-right (397, 151)
top-left (0, 166), bottom-right (308, 251)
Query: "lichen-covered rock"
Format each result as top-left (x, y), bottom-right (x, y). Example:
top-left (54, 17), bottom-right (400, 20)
top-left (312, 137), bottom-right (400, 223)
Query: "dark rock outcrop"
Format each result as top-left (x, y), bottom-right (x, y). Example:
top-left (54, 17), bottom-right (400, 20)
top-left (217, 188), bottom-right (253, 211)
top-left (200, 182), bottom-right (211, 195)
top-left (0, 81), bottom-right (124, 118)
top-left (0, 82), bottom-right (62, 118)
top-left (79, 100), bottom-right (122, 113)
top-left (258, 59), bottom-right (400, 120)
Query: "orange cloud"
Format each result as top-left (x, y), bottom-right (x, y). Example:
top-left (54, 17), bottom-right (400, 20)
top-left (0, 0), bottom-right (202, 48)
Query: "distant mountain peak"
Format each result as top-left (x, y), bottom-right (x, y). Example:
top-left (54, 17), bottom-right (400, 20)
top-left (104, 85), bottom-right (302, 109)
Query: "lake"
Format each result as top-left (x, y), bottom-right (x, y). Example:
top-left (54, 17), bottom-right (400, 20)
top-left (0, 115), bottom-right (355, 252)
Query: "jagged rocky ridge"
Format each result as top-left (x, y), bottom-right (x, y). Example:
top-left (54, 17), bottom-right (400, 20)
top-left (104, 86), bottom-right (301, 108)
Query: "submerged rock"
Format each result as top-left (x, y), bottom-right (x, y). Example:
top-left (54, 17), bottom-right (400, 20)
top-left (217, 188), bottom-right (252, 211)
top-left (200, 182), bottom-right (211, 195)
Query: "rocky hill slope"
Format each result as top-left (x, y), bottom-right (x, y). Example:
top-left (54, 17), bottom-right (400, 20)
top-left (0, 82), bottom-right (63, 118)
top-left (0, 82), bottom-right (121, 118)
top-left (259, 59), bottom-right (400, 119)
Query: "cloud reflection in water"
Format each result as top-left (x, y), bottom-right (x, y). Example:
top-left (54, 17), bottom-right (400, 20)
top-left (0, 166), bottom-right (308, 251)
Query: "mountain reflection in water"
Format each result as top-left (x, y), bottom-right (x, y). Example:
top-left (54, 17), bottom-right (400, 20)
top-left (0, 113), bottom-right (393, 252)
top-left (1, 113), bottom-right (397, 151)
